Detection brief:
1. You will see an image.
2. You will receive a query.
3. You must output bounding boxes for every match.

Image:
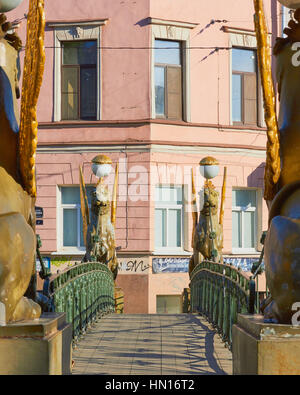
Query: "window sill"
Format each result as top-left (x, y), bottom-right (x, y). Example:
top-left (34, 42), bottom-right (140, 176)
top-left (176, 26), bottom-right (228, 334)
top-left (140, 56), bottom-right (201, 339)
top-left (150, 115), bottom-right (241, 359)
top-left (152, 250), bottom-right (191, 256)
top-left (52, 250), bottom-right (86, 256)
top-left (231, 249), bottom-right (259, 255)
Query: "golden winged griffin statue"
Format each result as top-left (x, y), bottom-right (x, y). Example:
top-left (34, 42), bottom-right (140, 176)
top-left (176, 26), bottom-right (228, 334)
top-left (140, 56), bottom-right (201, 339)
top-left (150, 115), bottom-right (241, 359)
top-left (189, 0), bottom-right (300, 325)
top-left (189, 161), bottom-right (227, 274)
top-left (79, 155), bottom-right (119, 281)
top-left (0, 0), bottom-right (45, 323)
top-left (252, 0), bottom-right (300, 324)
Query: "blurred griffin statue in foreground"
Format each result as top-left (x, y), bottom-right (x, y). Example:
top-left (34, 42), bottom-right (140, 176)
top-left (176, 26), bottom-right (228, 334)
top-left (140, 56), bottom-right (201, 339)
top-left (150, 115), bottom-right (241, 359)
top-left (254, 0), bottom-right (300, 323)
top-left (0, 0), bottom-right (45, 323)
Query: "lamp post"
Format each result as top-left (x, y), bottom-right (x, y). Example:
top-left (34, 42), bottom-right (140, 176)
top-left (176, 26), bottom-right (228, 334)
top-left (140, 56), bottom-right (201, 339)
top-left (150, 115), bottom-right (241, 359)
top-left (89, 154), bottom-right (112, 260)
top-left (199, 156), bottom-right (220, 262)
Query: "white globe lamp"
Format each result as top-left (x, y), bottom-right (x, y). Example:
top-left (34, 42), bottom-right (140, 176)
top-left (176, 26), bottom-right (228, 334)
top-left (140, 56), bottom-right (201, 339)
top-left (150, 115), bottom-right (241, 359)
top-left (91, 154), bottom-right (112, 180)
top-left (199, 157), bottom-right (220, 180)
top-left (0, 0), bottom-right (24, 12)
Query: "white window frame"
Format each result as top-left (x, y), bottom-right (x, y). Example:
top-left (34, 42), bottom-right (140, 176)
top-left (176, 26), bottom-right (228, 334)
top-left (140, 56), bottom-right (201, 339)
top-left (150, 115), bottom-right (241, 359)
top-left (227, 28), bottom-right (265, 128)
top-left (150, 19), bottom-right (197, 122)
top-left (155, 185), bottom-right (184, 254)
top-left (48, 20), bottom-right (108, 122)
top-left (57, 185), bottom-right (92, 253)
top-left (232, 188), bottom-right (258, 254)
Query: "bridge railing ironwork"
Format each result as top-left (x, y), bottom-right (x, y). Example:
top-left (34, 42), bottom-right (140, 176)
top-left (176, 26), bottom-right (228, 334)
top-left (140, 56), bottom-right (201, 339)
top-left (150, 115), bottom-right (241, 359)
top-left (189, 260), bottom-right (257, 349)
top-left (39, 262), bottom-right (115, 343)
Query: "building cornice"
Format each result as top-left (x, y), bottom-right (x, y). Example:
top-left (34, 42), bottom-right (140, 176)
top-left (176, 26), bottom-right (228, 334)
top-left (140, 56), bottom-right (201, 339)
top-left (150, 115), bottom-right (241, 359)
top-left (146, 17), bottom-right (198, 29)
top-left (38, 119), bottom-right (267, 133)
top-left (222, 25), bottom-right (272, 36)
top-left (36, 141), bottom-right (267, 157)
top-left (47, 19), bottom-right (109, 27)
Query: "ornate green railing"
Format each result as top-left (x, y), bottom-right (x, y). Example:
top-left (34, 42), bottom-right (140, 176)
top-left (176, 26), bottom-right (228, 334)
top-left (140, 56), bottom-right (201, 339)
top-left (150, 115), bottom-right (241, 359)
top-left (190, 260), bottom-right (256, 349)
top-left (39, 262), bottom-right (115, 342)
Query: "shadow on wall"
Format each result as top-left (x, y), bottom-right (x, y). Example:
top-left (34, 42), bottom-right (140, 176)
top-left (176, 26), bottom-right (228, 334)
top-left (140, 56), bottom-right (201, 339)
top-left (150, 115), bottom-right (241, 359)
top-left (247, 162), bottom-right (265, 188)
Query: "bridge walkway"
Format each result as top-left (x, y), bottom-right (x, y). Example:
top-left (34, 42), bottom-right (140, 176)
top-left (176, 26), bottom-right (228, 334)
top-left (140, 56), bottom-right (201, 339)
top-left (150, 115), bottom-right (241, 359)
top-left (71, 314), bottom-right (232, 375)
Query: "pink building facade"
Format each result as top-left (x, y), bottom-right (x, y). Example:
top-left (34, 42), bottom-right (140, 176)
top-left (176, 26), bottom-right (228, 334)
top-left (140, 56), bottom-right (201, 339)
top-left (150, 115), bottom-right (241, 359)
top-left (8, 0), bottom-right (286, 313)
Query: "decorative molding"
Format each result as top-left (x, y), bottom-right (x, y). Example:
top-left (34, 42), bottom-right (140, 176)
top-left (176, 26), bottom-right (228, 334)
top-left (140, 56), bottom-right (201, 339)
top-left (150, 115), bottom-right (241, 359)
top-left (38, 118), bottom-right (267, 131)
top-left (147, 17), bottom-right (197, 30)
top-left (223, 25), bottom-right (272, 36)
top-left (47, 19), bottom-right (109, 28)
top-left (36, 142), bottom-right (267, 158)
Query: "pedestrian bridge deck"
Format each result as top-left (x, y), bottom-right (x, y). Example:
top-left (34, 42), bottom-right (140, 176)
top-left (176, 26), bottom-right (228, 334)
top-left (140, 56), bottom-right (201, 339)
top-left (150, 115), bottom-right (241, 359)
top-left (71, 314), bottom-right (232, 375)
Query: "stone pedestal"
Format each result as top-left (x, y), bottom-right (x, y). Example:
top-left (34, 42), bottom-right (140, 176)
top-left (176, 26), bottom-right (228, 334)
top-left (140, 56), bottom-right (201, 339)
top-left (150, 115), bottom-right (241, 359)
top-left (232, 314), bottom-right (300, 375)
top-left (0, 312), bottom-right (72, 375)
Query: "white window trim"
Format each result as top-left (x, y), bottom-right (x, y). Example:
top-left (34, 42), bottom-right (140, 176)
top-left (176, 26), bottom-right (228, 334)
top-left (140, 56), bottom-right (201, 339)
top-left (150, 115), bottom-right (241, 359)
top-left (57, 185), bottom-right (91, 254)
top-left (228, 29), bottom-right (267, 128)
top-left (49, 20), bottom-right (108, 122)
top-left (282, 6), bottom-right (293, 36)
top-left (150, 20), bottom-right (196, 122)
top-left (154, 185), bottom-right (185, 253)
top-left (232, 188), bottom-right (260, 254)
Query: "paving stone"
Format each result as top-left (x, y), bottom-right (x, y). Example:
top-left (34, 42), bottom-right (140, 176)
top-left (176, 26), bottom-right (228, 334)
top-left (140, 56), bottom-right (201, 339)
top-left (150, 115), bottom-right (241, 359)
top-left (72, 314), bottom-right (232, 375)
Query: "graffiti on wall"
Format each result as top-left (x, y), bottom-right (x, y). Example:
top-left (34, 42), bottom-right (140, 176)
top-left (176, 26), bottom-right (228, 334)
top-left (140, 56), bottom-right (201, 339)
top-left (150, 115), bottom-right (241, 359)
top-left (118, 257), bottom-right (150, 273)
top-left (152, 257), bottom-right (190, 273)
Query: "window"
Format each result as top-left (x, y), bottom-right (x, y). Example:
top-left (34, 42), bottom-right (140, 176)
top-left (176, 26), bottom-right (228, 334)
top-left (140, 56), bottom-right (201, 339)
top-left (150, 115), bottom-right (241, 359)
top-left (49, 20), bottom-right (107, 122)
top-left (154, 40), bottom-right (183, 120)
top-left (232, 48), bottom-right (258, 126)
top-left (59, 186), bottom-right (94, 250)
top-left (232, 189), bottom-right (257, 252)
top-left (61, 41), bottom-right (97, 120)
top-left (155, 186), bottom-right (183, 251)
top-left (156, 295), bottom-right (182, 314)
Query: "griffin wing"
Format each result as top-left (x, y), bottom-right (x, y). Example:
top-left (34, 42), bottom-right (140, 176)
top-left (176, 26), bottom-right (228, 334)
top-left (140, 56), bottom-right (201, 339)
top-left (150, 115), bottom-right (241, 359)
top-left (253, 0), bottom-right (280, 201)
top-left (191, 168), bottom-right (198, 249)
top-left (19, 0), bottom-right (45, 197)
top-left (111, 162), bottom-right (119, 227)
top-left (79, 165), bottom-right (90, 248)
top-left (219, 166), bottom-right (227, 226)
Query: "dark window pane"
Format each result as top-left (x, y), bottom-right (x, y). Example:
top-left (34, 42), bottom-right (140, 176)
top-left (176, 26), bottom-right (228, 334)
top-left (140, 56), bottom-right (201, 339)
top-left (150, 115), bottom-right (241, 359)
top-left (63, 40), bottom-right (97, 65)
top-left (244, 211), bottom-right (255, 248)
top-left (61, 66), bottom-right (79, 119)
top-left (155, 208), bottom-right (167, 248)
top-left (232, 48), bottom-right (256, 73)
top-left (80, 214), bottom-right (85, 247)
top-left (155, 39), bottom-right (181, 65)
top-left (168, 209), bottom-right (181, 247)
top-left (155, 186), bottom-right (183, 204)
top-left (232, 189), bottom-right (256, 208)
top-left (243, 73), bottom-right (257, 125)
top-left (63, 42), bottom-right (78, 65)
top-left (62, 187), bottom-right (80, 204)
top-left (232, 73), bottom-right (242, 122)
top-left (155, 66), bottom-right (165, 116)
top-left (80, 66), bottom-right (97, 120)
top-left (166, 66), bottom-right (182, 119)
top-left (232, 211), bottom-right (242, 248)
top-left (63, 209), bottom-right (77, 246)
top-left (61, 93), bottom-right (78, 120)
top-left (61, 66), bottom-right (78, 93)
